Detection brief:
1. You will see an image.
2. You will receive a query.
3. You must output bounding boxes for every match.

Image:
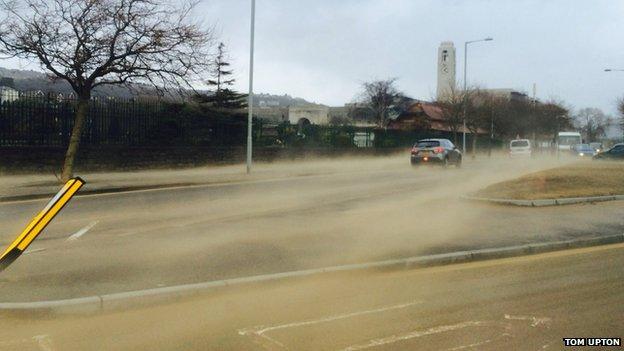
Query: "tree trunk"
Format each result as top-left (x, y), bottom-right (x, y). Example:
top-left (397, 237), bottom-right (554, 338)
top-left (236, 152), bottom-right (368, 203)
top-left (61, 97), bottom-right (89, 182)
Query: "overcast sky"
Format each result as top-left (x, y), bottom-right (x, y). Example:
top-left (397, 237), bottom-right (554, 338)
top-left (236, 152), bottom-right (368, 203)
top-left (3, 0), bottom-right (624, 115)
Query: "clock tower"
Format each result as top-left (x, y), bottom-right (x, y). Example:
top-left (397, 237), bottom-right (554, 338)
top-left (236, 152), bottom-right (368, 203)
top-left (437, 41), bottom-right (456, 101)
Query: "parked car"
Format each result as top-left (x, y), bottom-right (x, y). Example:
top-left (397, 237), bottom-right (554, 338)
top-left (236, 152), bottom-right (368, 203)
top-left (572, 144), bottom-right (596, 157)
top-left (593, 143), bottom-right (624, 160)
top-left (410, 139), bottom-right (462, 167)
top-left (509, 139), bottom-right (532, 158)
top-left (589, 142), bottom-right (603, 153)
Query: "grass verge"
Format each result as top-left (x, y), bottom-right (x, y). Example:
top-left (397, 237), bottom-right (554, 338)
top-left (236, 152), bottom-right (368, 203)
top-left (475, 161), bottom-right (624, 200)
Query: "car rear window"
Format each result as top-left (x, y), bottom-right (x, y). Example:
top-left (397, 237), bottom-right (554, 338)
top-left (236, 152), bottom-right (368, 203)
top-left (511, 140), bottom-right (529, 147)
top-left (416, 140), bottom-right (440, 148)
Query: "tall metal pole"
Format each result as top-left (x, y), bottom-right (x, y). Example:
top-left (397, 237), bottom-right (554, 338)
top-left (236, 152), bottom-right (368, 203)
top-left (604, 69), bottom-right (624, 142)
top-left (462, 37), bottom-right (493, 155)
top-left (246, 0), bottom-right (256, 174)
top-left (462, 42), bottom-right (468, 154)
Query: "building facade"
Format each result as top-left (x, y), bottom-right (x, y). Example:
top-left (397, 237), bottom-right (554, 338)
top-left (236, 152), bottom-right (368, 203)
top-left (288, 106), bottom-right (330, 126)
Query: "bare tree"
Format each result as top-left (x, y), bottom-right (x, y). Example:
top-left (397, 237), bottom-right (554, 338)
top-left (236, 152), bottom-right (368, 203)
top-left (0, 0), bottom-right (215, 181)
top-left (464, 88), bottom-right (492, 158)
top-left (482, 94), bottom-right (510, 155)
top-left (435, 83), bottom-right (468, 144)
top-left (574, 107), bottom-right (612, 142)
top-left (360, 78), bottom-right (400, 128)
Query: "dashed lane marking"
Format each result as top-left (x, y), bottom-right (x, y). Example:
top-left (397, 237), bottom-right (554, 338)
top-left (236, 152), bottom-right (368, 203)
top-left (66, 221), bottom-right (98, 242)
top-left (504, 314), bottom-right (552, 328)
top-left (23, 248), bottom-right (47, 255)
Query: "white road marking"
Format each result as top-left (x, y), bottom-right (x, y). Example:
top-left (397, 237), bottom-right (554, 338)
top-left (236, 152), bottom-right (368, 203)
top-left (66, 221), bottom-right (98, 241)
top-left (0, 335), bottom-right (55, 351)
top-left (446, 338), bottom-right (493, 350)
top-left (23, 248), bottom-right (47, 255)
top-left (240, 300), bottom-right (422, 336)
top-left (341, 321), bottom-right (492, 351)
top-left (504, 314), bottom-right (551, 327)
top-left (238, 301), bottom-right (422, 350)
top-left (240, 306), bottom-right (551, 351)
top-left (32, 334), bottom-right (54, 351)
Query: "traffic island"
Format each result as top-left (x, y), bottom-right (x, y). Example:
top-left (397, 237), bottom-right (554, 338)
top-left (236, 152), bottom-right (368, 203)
top-left (466, 162), bottom-right (624, 206)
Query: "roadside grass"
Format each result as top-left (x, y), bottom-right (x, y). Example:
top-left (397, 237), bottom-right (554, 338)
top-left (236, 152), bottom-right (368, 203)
top-left (475, 161), bottom-right (624, 200)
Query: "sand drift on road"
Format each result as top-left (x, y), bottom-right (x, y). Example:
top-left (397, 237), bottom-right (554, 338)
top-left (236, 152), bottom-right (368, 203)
top-left (1, 155), bottom-right (620, 303)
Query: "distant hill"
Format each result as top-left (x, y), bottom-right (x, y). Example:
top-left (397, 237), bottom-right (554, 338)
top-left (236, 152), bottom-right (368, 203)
top-left (253, 93), bottom-right (320, 107)
top-left (0, 66), bottom-right (159, 98)
top-left (0, 66), bottom-right (318, 105)
top-left (0, 67), bottom-right (47, 80)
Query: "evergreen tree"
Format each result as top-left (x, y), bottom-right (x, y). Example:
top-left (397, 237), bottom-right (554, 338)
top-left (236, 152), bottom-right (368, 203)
top-left (198, 42), bottom-right (247, 109)
top-left (209, 42), bottom-right (235, 94)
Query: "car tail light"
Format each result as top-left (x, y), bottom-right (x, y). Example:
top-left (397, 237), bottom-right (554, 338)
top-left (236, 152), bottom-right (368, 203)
top-left (411, 147), bottom-right (419, 154)
top-left (433, 147), bottom-right (444, 154)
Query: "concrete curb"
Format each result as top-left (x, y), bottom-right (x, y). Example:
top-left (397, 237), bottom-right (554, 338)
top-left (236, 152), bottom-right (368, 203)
top-left (1, 234), bottom-right (623, 316)
top-left (462, 194), bottom-right (624, 207)
top-left (0, 182), bottom-right (206, 203)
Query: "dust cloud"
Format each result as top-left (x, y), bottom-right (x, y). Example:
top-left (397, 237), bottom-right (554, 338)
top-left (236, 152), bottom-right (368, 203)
top-left (2, 152), bottom-right (583, 299)
top-left (3, 153), bottom-right (624, 350)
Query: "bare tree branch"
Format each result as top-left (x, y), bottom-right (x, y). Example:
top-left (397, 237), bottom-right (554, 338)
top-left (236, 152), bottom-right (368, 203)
top-left (0, 0), bottom-right (215, 97)
top-left (360, 78), bottom-right (401, 128)
top-left (0, 0), bottom-right (216, 181)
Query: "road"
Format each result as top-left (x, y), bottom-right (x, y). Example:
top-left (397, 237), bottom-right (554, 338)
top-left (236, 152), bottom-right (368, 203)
top-left (1, 242), bottom-right (622, 350)
top-left (0, 156), bottom-right (623, 301)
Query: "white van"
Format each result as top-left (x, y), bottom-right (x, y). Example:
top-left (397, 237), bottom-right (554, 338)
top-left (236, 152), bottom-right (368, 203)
top-left (557, 132), bottom-right (582, 152)
top-left (509, 139), bottom-right (532, 158)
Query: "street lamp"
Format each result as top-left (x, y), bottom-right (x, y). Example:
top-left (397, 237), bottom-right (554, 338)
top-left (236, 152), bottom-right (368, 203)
top-left (246, 0), bottom-right (256, 174)
top-left (604, 68), bottom-right (624, 142)
top-left (462, 37), bottom-right (493, 154)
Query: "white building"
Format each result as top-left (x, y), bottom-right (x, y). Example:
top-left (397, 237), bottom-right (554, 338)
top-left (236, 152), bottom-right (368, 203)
top-left (0, 86), bottom-right (19, 104)
top-left (288, 106), bottom-right (330, 126)
top-left (437, 41), bottom-right (456, 100)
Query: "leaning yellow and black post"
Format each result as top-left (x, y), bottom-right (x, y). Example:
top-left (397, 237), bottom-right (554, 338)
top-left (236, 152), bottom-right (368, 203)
top-left (0, 177), bottom-right (85, 272)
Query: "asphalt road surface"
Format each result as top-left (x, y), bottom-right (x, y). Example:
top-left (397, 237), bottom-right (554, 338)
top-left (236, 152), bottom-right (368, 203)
top-left (1, 243), bottom-right (622, 350)
top-left (0, 156), bottom-right (623, 301)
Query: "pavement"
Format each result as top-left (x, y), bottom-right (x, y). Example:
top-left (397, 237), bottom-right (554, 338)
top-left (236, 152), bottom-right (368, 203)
top-left (1, 242), bottom-right (622, 350)
top-left (1, 155), bottom-right (623, 303)
top-left (0, 162), bottom-right (342, 202)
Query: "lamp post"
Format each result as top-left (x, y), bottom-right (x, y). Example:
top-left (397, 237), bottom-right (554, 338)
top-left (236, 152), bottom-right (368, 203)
top-left (604, 69), bottom-right (624, 142)
top-left (246, 0), bottom-right (256, 174)
top-left (462, 37), bottom-right (493, 154)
